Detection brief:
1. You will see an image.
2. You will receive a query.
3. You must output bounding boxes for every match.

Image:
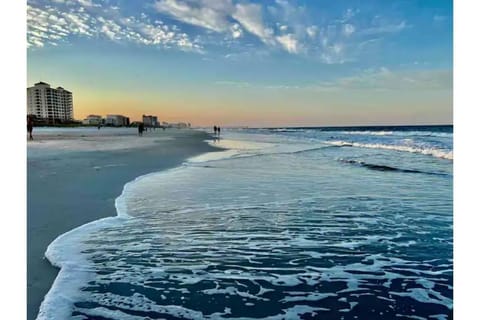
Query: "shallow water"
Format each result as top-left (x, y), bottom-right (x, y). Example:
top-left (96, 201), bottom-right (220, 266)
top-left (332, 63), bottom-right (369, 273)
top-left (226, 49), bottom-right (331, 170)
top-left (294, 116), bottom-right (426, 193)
top-left (39, 126), bottom-right (453, 320)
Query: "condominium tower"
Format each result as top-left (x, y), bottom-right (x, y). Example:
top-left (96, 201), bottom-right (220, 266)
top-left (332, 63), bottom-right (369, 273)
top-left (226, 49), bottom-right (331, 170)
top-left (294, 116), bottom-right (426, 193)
top-left (27, 81), bottom-right (73, 122)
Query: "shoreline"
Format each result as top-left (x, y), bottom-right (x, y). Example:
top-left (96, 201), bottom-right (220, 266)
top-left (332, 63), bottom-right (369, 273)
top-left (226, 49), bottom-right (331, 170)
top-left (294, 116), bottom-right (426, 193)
top-left (27, 128), bottom-right (220, 320)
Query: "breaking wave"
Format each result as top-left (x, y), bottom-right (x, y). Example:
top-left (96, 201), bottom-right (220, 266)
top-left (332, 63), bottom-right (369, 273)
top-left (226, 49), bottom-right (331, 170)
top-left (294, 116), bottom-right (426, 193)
top-left (327, 140), bottom-right (453, 160)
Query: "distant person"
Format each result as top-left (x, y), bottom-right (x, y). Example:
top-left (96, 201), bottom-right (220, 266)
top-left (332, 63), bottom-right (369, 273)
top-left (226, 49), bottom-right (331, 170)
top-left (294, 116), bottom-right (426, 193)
top-left (214, 125), bottom-right (217, 135)
top-left (138, 123), bottom-right (144, 136)
top-left (97, 124), bottom-right (101, 130)
top-left (27, 116), bottom-right (34, 140)
top-left (217, 126), bottom-right (221, 136)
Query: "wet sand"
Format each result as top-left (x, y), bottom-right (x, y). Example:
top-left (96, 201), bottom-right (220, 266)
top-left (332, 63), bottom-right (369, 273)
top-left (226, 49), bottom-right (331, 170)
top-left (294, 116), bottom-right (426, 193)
top-left (27, 128), bottom-right (219, 320)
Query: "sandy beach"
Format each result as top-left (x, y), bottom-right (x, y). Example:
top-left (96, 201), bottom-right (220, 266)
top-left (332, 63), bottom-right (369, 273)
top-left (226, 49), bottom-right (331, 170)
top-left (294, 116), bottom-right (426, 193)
top-left (27, 128), bottom-right (219, 320)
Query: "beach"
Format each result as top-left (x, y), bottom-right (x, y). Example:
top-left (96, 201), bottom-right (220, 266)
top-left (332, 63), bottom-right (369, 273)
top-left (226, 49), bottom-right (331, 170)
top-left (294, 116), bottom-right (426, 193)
top-left (27, 128), bottom-right (219, 320)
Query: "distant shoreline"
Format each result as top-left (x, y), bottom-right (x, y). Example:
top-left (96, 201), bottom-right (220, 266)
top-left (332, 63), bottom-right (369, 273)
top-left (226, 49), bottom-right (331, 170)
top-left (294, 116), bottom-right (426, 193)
top-left (227, 124), bottom-right (453, 129)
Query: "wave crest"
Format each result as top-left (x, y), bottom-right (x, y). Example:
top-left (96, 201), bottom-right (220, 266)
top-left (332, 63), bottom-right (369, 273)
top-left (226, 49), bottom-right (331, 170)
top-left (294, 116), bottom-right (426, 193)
top-left (327, 141), bottom-right (453, 160)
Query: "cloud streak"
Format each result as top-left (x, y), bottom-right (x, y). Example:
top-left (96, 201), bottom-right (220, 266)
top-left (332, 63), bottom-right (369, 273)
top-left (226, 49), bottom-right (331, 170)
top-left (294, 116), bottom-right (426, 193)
top-left (154, 0), bottom-right (233, 33)
top-left (27, 1), bottom-right (201, 52)
top-left (215, 68), bottom-right (452, 92)
top-left (154, 0), bottom-right (281, 48)
top-left (311, 68), bottom-right (452, 91)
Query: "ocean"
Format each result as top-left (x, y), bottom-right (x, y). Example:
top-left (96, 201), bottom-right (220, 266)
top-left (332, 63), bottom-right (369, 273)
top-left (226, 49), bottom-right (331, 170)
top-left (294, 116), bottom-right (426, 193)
top-left (37, 125), bottom-right (453, 320)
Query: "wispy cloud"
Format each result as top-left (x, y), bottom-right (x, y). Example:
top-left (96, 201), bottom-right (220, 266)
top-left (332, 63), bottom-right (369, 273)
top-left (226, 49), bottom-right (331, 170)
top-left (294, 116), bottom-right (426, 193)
top-left (27, 5), bottom-right (93, 47)
top-left (215, 68), bottom-right (452, 92)
top-left (359, 20), bottom-right (408, 36)
top-left (276, 33), bottom-right (300, 53)
top-left (433, 14), bottom-right (449, 26)
top-left (337, 8), bottom-right (359, 23)
top-left (154, 0), bottom-right (279, 48)
top-left (27, 1), bottom-right (202, 52)
top-left (310, 68), bottom-right (452, 91)
top-left (215, 80), bottom-right (252, 88)
top-left (342, 24), bottom-right (355, 37)
top-left (154, 0), bottom-right (233, 33)
top-left (306, 25), bottom-right (317, 38)
top-left (28, 0), bottom-right (415, 62)
top-left (298, 8), bottom-right (409, 64)
top-left (232, 2), bottom-right (274, 44)
top-left (433, 15), bottom-right (447, 22)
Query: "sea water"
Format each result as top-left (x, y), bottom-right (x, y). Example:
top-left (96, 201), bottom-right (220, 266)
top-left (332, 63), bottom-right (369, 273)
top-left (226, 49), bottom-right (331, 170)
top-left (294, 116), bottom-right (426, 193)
top-left (38, 126), bottom-right (453, 320)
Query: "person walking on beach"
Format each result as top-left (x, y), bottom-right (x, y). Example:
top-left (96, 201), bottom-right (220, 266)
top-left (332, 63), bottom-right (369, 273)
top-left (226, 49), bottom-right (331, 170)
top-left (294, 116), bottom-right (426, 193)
top-left (217, 126), bottom-right (221, 136)
top-left (27, 116), bottom-right (34, 140)
top-left (214, 125), bottom-right (217, 135)
top-left (138, 123), bottom-right (144, 136)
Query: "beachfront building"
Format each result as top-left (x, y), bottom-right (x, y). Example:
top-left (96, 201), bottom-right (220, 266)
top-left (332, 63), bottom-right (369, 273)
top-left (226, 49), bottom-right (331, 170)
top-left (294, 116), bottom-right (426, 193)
top-left (105, 114), bottom-right (130, 127)
top-left (142, 115), bottom-right (159, 127)
top-left (173, 122), bottom-right (189, 129)
top-left (82, 115), bottom-right (103, 126)
top-left (27, 81), bottom-right (73, 123)
top-left (161, 122), bottom-right (190, 129)
top-left (130, 121), bottom-right (143, 127)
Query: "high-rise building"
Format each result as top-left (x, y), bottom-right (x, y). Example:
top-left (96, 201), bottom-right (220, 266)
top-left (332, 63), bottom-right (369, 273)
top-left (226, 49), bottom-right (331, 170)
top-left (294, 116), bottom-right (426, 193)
top-left (27, 81), bottom-right (73, 123)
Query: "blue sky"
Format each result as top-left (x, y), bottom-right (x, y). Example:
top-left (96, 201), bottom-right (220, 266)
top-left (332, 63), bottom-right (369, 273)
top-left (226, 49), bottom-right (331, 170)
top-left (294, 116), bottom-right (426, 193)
top-left (27, 0), bottom-right (453, 126)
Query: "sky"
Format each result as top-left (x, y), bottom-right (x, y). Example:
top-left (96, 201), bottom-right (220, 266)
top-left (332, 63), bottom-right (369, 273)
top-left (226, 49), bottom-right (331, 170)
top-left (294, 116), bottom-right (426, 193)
top-left (27, 0), bottom-right (453, 127)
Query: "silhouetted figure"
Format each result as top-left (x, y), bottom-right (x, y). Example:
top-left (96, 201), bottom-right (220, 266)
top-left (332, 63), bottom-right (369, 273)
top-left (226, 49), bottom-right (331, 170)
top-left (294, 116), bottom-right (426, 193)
top-left (27, 116), bottom-right (34, 140)
top-left (217, 126), bottom-right (221, 136)
top-left (214, 125), bottom-right (217, 135)
top-left (138, 123), bottom-right (145, 136)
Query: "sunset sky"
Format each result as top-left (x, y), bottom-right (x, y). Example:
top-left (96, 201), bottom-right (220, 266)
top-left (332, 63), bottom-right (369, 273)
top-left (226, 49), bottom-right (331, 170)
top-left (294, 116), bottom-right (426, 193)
top-left (27, 0), bottom-right (452, 127)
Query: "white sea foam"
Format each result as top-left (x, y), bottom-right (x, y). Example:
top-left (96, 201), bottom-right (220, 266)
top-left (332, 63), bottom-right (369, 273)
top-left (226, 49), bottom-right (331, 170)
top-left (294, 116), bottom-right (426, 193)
top-left (339, 130), bottom-right (452, 138)
top-left (327, 140), bottom-right (453, 160)
top-left (280, 292), bottom-right (336, 302)
top-left (341, 130), bottom-right (395, 136)
top-left (36, 216), bottom-right (121, 320)
top-left (429, 314), bottom-right (449, 320)
top-left (394, 314), bottom-right (428, 320)
top-left (189, 137), bottom-right (327, 164)
top-left (75, 293), bottom-right (328, 319)
top-left (390, 288), bottom-right (453, 309)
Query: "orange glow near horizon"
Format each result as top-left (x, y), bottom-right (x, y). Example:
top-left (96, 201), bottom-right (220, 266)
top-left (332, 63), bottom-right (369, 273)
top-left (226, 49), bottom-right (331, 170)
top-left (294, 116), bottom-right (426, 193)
top-left (73, 95), bottom-right (453, 128)
top-left (31, 74), bottom-right (452, 127)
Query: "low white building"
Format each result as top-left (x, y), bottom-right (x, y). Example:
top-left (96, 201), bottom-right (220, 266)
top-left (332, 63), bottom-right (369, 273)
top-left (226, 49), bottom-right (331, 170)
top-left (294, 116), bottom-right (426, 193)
top-left (161, 122), bottom-right (190, 129)
top-left (173, 122), bottom-right (188, 129)
top-left (82, 115), bottom-right (103, 125)
top-left (143, 115), bottom-right (159, 127)
top-left (105, 114), bottom-right (129, 127)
